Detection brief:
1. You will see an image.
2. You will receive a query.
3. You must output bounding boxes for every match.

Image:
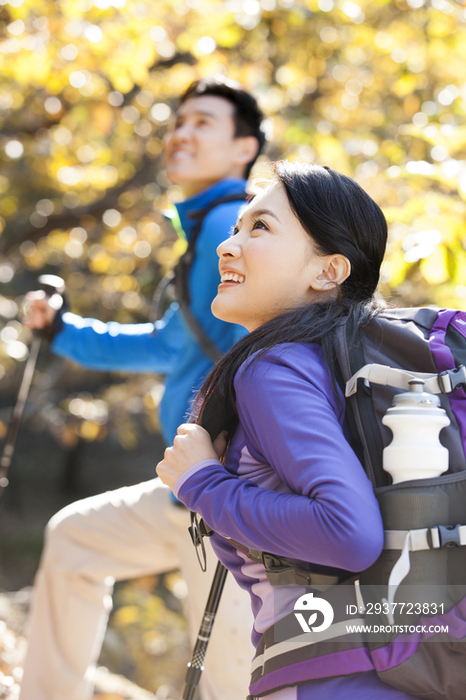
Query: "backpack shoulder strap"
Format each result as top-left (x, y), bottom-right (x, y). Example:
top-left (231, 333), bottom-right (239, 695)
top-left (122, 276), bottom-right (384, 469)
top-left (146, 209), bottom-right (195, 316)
top-left (174, 191), bottom-right (248, 363)
top-left (185, 192), bottom-right (249, 265)
top-left (334, 314), bottom-right (388, 488)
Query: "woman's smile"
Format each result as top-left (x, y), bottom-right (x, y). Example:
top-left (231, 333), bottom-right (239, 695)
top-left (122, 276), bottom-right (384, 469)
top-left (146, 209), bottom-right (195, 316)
top-left (219, 269), bottom-right (246, 286)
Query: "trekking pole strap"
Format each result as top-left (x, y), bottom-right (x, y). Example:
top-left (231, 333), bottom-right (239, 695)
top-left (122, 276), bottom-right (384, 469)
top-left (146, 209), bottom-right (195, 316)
top-left (188, 523), bottom-right (341, 587)
top-left (345, 363), bottom-right (451, 397)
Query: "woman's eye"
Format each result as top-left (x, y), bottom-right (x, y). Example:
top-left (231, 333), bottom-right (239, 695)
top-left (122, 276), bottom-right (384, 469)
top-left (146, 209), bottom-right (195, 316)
top-left (229, 218), bottom-right (267, 236)
top-left (251, 218), bottom-right (267, 232)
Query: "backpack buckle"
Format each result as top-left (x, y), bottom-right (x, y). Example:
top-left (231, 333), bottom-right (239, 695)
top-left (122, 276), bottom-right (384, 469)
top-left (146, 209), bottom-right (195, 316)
top-left (261, 553), bottom-right (312, 586)
top-left (438, 366), bottom-right (466, 393)
top-left (261, 552), bottom-right (282, 568)
top-left (437, 524), bottom-right (461, 548)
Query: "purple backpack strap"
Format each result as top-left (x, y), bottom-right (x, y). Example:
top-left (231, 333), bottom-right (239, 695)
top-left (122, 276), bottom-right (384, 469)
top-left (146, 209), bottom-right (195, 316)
top-left (429, 309), bottom-right (466, 455)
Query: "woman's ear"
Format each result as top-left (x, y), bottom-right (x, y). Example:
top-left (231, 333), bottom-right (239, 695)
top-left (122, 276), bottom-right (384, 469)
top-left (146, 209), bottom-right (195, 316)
top-left (311, 254), bottom-right (351, 291)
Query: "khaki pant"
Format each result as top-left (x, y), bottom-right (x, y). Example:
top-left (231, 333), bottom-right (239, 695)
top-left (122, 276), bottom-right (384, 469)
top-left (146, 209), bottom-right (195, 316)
top-left (19, 478), bottom-right (254, 700)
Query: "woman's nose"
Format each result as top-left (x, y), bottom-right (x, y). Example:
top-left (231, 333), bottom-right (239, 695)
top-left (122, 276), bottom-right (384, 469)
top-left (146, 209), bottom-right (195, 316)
top-left (217, 237), bottom-right (240, 258)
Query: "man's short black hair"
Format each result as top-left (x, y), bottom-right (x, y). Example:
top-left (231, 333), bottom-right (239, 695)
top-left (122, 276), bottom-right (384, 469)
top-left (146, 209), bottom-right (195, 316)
top-left (179, 76), bottom-right (265, 179)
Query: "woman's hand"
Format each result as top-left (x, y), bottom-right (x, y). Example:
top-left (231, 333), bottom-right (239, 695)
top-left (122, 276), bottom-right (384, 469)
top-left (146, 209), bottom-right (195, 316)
top-left (156, 424), bottom-right (227, 491)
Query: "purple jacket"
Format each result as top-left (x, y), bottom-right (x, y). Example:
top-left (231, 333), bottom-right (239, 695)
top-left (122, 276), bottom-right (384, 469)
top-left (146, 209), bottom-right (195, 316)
top-left (174, 343), bottom-right (417, 699)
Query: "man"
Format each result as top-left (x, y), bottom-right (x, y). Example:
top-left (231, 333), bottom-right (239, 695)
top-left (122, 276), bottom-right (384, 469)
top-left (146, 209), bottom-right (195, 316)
top-left (20, 77), bottom-right (265, 700)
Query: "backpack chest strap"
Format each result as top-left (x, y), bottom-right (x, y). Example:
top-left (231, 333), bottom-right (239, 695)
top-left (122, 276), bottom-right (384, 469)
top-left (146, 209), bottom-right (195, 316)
top-left (346, 362), bottom-right (466, 397)
top-left (385, 523), bottom-right (466, 551)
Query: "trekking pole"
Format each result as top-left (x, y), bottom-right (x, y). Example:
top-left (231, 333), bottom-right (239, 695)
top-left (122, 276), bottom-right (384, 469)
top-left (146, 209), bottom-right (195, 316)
top-left (182, 560), bottom-right (228, 700)
top-left (0, 274), bottom-right (65, 501)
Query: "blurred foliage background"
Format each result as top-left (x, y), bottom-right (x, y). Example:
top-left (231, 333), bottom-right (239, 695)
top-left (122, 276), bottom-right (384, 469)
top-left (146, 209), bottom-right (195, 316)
top-left (1, 0), bottom-right (466, 445)
top-left (1, 0), bottom-right (466, 694)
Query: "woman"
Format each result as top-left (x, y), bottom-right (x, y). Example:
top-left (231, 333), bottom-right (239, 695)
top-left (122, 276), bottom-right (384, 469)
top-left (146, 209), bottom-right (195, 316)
top-left (157, 162), bottom-right (416, 699)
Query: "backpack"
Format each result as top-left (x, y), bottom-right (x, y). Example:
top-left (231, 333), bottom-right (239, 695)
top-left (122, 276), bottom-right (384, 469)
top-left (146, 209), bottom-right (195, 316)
top-left (241, 307), bottom-right (466, 700)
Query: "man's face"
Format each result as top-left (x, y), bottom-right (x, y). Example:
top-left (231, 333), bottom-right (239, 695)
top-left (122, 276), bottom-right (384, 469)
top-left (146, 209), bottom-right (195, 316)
top-left (164, 95), bottom-right (253, 197)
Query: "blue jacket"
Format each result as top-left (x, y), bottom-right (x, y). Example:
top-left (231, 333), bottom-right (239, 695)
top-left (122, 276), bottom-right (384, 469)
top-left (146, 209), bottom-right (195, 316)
top-left (51, 178), bottom-right (248, 444)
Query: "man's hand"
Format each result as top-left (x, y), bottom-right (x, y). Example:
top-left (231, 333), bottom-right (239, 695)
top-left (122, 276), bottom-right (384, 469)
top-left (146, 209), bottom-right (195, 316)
top-left (23, 291), bottom-right (58, 330)
top-left (156, 423), bottom-right (227, 491)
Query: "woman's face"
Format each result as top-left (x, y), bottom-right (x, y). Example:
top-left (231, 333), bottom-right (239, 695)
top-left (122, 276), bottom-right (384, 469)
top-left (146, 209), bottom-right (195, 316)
top-left (213, 182), bottom-right (346, 331)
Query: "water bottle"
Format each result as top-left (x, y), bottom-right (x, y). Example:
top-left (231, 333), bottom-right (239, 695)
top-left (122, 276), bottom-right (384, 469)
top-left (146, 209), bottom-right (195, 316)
top-left (382, 379), bottom-right (450, 484)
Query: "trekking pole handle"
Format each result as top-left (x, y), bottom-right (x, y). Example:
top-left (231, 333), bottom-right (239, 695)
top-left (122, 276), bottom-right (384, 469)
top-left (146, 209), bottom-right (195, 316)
top-left (33, 273), bottom-right (66, 317)
top-left (0, 335), bottom-right (41, 480)
top-left (182, 561), bottom-right (229, 700)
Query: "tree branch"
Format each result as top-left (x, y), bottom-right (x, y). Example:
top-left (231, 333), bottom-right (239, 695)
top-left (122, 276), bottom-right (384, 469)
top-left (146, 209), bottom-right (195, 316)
top-left (0, 154), bottom-right (158, 254)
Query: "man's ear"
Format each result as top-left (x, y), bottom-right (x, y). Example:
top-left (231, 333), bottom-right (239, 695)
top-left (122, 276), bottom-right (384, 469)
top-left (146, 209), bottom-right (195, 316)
top-left (311, 254), bottom-right (351, 292)
top-left (234, 136), bottom-right (260, 167)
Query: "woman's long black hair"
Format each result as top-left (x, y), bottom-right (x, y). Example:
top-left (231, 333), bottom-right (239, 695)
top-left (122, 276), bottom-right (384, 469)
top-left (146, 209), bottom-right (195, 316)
top-left (195, 161), bottom-right (388, 440)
